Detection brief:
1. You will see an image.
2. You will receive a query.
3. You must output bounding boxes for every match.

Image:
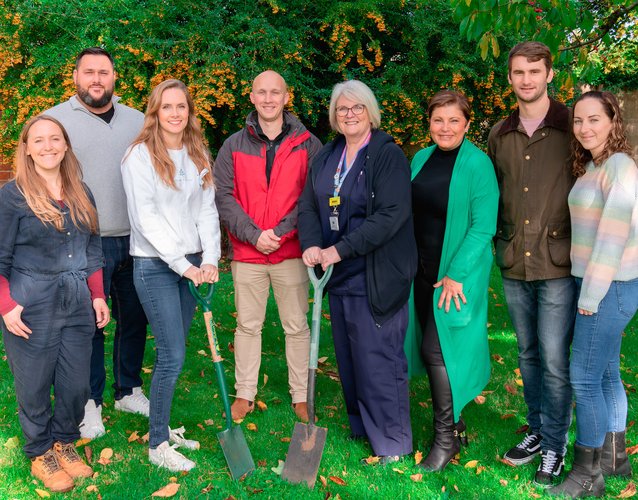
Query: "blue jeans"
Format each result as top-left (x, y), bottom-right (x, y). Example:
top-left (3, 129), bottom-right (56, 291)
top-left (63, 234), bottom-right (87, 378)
top-left (571, 277), bottom-right (638, 448)
top-left (502, 276), bottom-right (576, 454)
top-left (133, 255), bottom-right (199, 448)
top-left (91, 236), bottom-right (148, 405)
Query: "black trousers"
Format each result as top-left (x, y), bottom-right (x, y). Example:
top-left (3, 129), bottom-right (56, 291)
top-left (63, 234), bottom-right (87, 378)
top-left (413, 260), bottom-right (445, 367)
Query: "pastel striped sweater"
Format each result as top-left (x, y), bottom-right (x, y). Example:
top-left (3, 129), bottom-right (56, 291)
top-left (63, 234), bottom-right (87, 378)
top-left (569, 152), bottom-right (638, 312)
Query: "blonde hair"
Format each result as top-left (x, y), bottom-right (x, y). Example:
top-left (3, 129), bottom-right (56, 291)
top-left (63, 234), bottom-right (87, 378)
top-left (14, 115), bottom-right (98, 233)
top-left (131, 79), bottom-right (212, 188)
top-left (329, 80), bottom-right (381, 132)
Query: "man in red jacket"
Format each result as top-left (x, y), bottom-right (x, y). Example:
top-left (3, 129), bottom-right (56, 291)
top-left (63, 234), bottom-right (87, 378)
top-left (214, 70), bottom-right (322, 421)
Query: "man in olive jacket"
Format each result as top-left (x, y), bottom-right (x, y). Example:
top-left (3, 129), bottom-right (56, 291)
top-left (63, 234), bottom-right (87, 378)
top-left (488, 42), bottom-right (576, 486)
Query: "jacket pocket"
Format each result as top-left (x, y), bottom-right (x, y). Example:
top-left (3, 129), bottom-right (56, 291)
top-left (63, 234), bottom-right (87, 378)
top-left (494, 224), bottom-right (515, 269)
top-left (547, 223), bottom-right (571, 267)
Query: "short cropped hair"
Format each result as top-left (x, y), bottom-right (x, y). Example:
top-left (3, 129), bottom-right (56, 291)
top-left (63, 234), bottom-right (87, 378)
top-left (75, 47), bottom-right (115, 69)
top-left (508, 41), bottom-right (552, 74)
top-left (427, 90), bottom-right (472, 121)
top-left (328, 80), bottom-right (381, 132)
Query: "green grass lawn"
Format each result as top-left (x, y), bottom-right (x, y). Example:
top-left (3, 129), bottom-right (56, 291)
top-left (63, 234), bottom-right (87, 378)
top-left (1, 264), bottom-right (637, 499)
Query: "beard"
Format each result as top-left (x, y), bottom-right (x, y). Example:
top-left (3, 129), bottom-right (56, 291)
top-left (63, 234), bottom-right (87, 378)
top-left (77, 85), bottom-right (114, 109)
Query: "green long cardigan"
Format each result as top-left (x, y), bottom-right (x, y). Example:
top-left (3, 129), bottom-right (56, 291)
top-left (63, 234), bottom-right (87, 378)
top-left (405, 138), bottom-right (499, 421)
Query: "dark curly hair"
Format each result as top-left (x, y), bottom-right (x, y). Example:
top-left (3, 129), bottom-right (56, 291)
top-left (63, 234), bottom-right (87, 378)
top-left (570, 91), bottom-right (633, 177)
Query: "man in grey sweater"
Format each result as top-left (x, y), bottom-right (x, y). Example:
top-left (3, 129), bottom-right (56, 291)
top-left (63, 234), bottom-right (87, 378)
top-left (46, 48), bottom-right (149, 439)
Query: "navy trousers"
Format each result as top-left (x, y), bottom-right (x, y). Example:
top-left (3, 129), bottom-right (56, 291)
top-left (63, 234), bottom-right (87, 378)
top-left (329, 294), bottom-right (413, 456)
top-left (90, 236), bottom-right (148, 405)
top-left (3, 270), bottom-right (94, 457)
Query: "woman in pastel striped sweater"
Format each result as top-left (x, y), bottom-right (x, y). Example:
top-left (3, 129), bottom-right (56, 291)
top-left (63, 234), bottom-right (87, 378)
top-left (550, 91), bottom-right (638, 498)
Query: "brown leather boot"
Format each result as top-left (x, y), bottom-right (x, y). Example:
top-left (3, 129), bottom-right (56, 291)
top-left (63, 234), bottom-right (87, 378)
top-left (31, 448), bottom-right (74, 493)
top-left (293, 402), bottom-right (310, 422)
top-left (229, 398), bottom-right (254, 420)
top-left (54, 442), bottom-right (93, 478)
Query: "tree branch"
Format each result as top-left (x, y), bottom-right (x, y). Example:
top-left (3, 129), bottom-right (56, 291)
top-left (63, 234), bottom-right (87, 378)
top-left (560, 0), bottom-right (638, 52)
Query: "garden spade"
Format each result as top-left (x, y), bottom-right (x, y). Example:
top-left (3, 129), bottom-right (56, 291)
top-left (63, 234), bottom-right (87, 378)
top-left (281, 265), bottom-right (333, 489)
top-left (189, 282), bottom-right (255, 481)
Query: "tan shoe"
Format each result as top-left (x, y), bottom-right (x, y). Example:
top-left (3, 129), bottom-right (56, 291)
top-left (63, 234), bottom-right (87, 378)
top-left (31, 448), bottom-right (74, 493)
top-left (293, 402), bottom-right (318, 423)
top-left (229, 398), bottom-right (254, 420)
top-left (54, 442), bottom-right (93, 478)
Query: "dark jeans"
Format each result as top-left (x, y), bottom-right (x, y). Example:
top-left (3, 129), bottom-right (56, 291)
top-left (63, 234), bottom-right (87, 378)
top-left (329, 293), bottom-right (413, 456)
top-left (3, 270), bottom-right (94, 457)
top-left (572, 277), bottom-right (638, 447)
top-left (502, 276), bottom-right (576, 454)
top-left (90, 236), bottom-right (148, 405)
top-left (133, 255), bottom-right (199, 448)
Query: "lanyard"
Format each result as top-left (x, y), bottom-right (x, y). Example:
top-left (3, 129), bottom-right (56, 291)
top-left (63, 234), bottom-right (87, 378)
top-left (332, 132), bottom-right (371, 197)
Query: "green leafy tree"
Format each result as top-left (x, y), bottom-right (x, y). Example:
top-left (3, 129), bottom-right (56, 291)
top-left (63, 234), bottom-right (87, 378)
top-left (452, 0), bottom-right (638, 85)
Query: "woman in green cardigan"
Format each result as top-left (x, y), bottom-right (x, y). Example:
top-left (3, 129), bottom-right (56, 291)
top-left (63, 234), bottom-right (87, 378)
top-left (409, 90), bottom-right (498, 471)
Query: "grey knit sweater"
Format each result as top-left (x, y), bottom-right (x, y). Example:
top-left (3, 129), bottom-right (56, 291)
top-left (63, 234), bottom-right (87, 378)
top-left (46, 96), bottom-right (144, 237)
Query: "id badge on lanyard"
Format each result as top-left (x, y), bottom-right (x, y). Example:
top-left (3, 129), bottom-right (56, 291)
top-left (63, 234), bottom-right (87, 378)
top-left (329, 196), bottom-right (340, 231)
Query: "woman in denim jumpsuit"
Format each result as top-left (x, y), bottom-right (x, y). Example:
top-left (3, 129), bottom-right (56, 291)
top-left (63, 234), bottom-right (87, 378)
top-left (0, 115), bottom-right (109, 492)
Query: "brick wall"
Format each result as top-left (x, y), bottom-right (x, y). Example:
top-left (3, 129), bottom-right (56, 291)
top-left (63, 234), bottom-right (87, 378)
top-left (0, 155), bottom-right (12, 185)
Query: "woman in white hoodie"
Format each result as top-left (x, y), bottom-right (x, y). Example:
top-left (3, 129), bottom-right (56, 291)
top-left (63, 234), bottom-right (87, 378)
top-left (122, 79), bottom-right (221, 472)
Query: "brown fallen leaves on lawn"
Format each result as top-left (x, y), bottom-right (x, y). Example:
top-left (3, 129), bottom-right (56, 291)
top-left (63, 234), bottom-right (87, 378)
top-left (363, 455), bottom-right (380, 465)
top-left (128, 431), bottom-right (140, 443)
top-left (474, 395), bottom-right (486, 404)
top-left (504, 383), bottom-right (518, 395)
top-left (617, 482), bottom-right (637, 498)
top-left (318, 356), bottom-right (329, 365)
top-left (501, 414), bottom-right (515, 419)
top-left (152, 483), bottom-right (180, 497)
top-left (329, 476), bottom-right (346, 486)
top-left (246, 423), bottom-right (258, 432)
top-left (256, 400), bottom-right (268, 411)
top-left (410, 473), bottom-right (423, 482)
top-left (492, 354), bottom-right (504, 364)
top-left (414, 450), bottom-right (423, 465)
top-left (627, 444), bottom-right (638, 455)
top-left (75, 437), bottom-right (91, 447)
top-left (319, 475), bottom-right (328, 488)
top-left (516, 424), bottom-right (529, 434)
top-left (97, 448), bottom-right (113, 466)
top-left (499, 479), bottom-right (508, 486)
top-left (35, 489), bottom-right (50, 498)
top-left (464, 459), bottom-right (479, 468)
top-left (84, 445), bottom-right (93, 463)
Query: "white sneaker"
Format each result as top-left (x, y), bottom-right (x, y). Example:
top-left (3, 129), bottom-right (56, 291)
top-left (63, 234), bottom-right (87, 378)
top-left (79, 399), bottom-right (105, 439)
top-left (169, 426), bottom-right (200, 450)
top-left (149, 441), bottom-right (195, 472)
top-left (114, 387), bottom-right (149, 416)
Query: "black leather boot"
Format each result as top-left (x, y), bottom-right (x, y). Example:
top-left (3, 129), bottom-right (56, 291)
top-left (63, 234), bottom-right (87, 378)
top-left (548, 444), bottom-right (605, 498)
top-left (419, 364), bottom-right (460, 472)
top-left (601, 430), bottom-right (632, 478)
top-left (456, 416), bottom-right (468, 447)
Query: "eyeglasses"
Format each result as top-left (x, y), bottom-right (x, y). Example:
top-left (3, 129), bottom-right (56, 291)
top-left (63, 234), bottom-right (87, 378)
top-left (336, 104), bottom-right (366, 117)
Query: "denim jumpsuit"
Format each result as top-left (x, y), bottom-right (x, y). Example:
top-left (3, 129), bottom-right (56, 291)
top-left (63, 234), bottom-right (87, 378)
top-left (0, 181), bottom-right (103, 457)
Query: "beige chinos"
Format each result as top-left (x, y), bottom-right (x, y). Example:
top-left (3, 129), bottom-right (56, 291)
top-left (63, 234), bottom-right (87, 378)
top-left (231, 258), bottom-right (309, 403)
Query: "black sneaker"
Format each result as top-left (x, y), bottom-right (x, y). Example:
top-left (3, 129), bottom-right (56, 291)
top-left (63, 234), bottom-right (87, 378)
top-left (534, 449), bottom-right (564, 486)
top-left (504, 433), bottom-right (542, 465)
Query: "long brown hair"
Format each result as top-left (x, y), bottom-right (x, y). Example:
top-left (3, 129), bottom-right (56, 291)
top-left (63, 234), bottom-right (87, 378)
top-left (130, 79), bottom-right (212, 188)
top-left (14, 115), bottom-right (98, 233)
top-left (570, 91), bottom-right (634, 177)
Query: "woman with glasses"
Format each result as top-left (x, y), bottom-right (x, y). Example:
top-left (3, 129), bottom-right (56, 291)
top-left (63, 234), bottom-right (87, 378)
top-left (298, 80), bottom-right (417, 464)
top-left (406, 90), bottom-right (498, 471)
